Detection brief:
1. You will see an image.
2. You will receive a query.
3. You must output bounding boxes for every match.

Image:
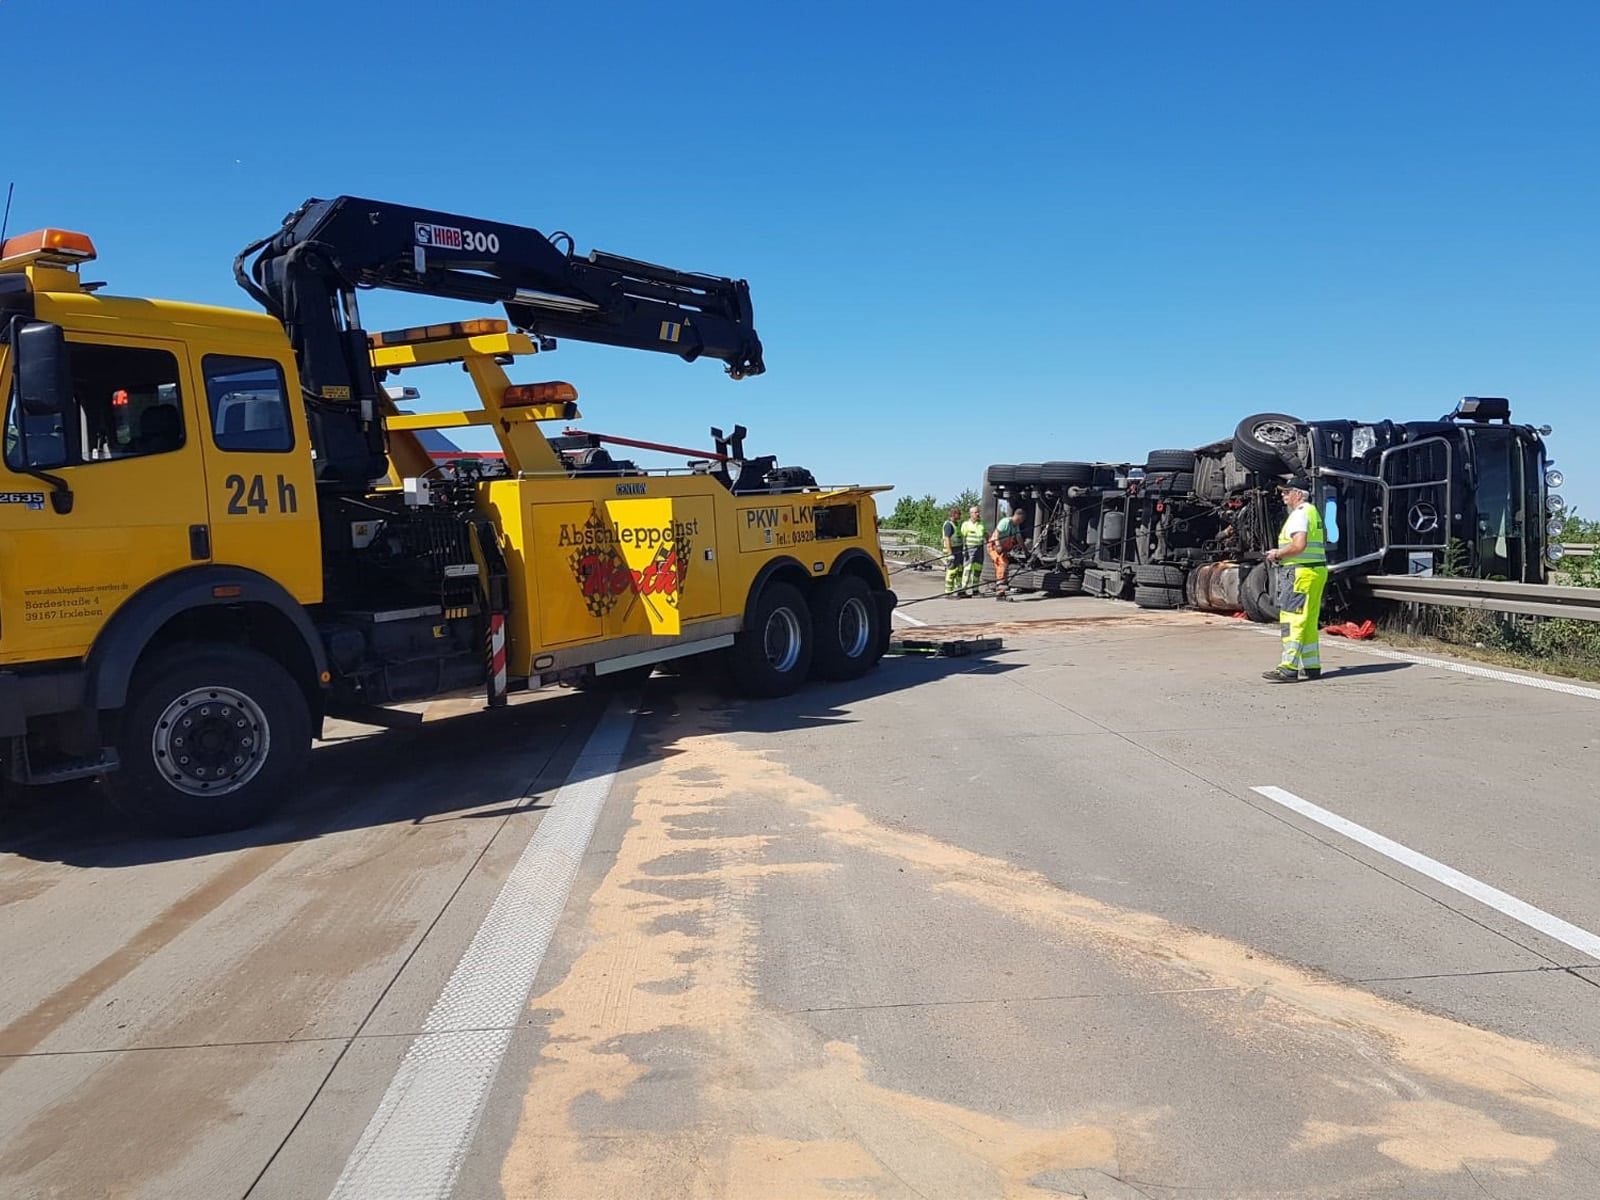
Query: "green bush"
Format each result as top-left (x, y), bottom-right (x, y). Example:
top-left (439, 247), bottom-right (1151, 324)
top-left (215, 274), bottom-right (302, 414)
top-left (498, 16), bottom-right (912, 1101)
top-left (1391, 605), bottom-right (1600, 678)
top-left (886, 488), bottom-right (980, 550)
top-left (1557, 511), bottom-right (1600, 589)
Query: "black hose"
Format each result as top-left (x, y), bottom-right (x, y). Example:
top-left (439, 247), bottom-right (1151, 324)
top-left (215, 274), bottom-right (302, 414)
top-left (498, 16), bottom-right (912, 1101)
top-left (232, 233), bottom-right (280, 318)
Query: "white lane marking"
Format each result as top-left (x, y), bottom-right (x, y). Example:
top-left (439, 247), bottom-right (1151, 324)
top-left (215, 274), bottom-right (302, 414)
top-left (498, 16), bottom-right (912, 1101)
top-left (329, 699), bottom-right (638, 1200)
top-left (1232, 624), bottom-right (1600, 702)
top-left (1338, 643), bottom-right (1600, 702)
top-left (892, 607), bottom-right (929, 627)
top-left (1252, 786), bottom-right (1600, 960)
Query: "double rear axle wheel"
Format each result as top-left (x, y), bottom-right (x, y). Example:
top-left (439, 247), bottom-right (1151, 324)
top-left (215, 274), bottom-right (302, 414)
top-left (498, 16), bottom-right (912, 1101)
top-left (729, 576), bottom-right (889, 697)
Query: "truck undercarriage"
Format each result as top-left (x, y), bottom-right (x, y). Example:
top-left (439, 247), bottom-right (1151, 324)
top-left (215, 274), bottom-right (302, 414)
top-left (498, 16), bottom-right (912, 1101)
top-left (983, 399), bottom-right (1562, 620)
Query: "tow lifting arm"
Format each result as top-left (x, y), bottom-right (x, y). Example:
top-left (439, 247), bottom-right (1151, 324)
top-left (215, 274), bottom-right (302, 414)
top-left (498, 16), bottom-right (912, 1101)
top-left (234, 195), bottom-right (764, 488)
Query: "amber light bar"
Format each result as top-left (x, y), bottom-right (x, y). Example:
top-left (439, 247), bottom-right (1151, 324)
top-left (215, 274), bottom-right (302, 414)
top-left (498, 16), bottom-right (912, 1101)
top-left (369, 318), bottom-right (508, 347)
top-left (0, 228), bottom-right (97, 265)
top-left (502, 381), bottom-right (578, 408)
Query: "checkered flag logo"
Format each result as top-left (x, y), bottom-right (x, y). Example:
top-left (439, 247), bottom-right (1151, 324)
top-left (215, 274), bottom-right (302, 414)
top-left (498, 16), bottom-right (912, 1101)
top-left (569, 507), bottom-right (625, 616)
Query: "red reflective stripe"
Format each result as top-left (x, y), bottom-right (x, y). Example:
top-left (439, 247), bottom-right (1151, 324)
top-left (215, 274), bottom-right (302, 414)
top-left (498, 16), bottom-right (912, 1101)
top-left (488, 614), bottom-right (508, 699)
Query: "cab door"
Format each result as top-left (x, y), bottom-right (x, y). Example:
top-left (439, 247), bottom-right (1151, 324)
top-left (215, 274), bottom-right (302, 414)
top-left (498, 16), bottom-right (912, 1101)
top-left (0, 332), bottom-right (210, 663)
top-left (191, 350), bottom-right (321, 601)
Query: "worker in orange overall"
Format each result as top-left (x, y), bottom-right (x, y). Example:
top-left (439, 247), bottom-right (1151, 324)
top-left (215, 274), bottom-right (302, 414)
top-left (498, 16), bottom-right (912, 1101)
top-left (988, 506), bottom-right (1028, 599)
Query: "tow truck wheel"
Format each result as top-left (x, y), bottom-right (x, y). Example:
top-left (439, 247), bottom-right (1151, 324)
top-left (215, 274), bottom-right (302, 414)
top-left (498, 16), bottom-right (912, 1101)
top-left (811, 576), bottom-right (884, 682)
top-left (730, 581), bottom-right (814, 697)
top-left (105, 646), bottom-right (311, 837)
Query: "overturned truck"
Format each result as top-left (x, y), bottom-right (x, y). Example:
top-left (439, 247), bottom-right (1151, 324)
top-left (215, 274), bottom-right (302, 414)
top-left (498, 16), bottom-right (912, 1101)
top-left (983, 398), bottom-right (1566, 621)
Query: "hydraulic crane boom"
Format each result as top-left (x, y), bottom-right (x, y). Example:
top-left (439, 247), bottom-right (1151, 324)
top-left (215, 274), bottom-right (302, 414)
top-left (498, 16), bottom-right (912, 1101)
top-left (234, 195), bottom-right (765, 487)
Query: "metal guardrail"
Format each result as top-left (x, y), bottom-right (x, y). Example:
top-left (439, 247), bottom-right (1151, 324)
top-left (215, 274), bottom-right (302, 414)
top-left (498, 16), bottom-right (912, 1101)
top-left (879, 529), bottom-right (945, 570)
top-left (1564, 543), bottom-right (1595, 558)
top-left (1361, 575), bottom-right (1600, 622)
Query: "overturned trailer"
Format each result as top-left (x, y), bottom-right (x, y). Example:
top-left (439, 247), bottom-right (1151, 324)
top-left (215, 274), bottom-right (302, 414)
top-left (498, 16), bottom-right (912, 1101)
top-left (983, 398), bottom-right (1566, 620)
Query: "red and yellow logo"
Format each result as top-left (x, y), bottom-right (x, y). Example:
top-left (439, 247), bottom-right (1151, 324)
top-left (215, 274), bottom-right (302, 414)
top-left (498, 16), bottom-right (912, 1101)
top-left (561, 501), bottom-right (696, 634)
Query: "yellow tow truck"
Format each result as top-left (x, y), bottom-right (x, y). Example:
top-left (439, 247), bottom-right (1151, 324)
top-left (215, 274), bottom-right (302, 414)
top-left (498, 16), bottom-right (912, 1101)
top-left (0, 200), bottom-right (894, 833)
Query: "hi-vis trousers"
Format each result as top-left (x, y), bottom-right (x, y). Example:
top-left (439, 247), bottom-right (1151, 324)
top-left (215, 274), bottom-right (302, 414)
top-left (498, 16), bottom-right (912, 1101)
top-left (960, 546), bottom-right (984, 592)
top-left (945, 545), bottom-right (966, 594)
top-left (1278, 564), bottom-right (1328, 672)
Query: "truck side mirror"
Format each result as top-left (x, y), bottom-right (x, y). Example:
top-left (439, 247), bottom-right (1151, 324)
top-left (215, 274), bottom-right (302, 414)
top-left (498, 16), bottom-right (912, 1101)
top-left (12, 320), bottom-right (72, 418)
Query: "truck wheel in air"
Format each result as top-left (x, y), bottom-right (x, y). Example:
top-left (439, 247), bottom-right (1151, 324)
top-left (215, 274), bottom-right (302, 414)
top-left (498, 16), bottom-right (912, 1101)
top-left (104, 645), bottom-right (311, 837)
top-left (1040, 461), bottom-right (1095, 486)
top-left (731, 581), bottom-right (814, 697)
top-left (1013, 463), bottom-right (1045, 485)
top-left (1232, 413), bottom-right (1305, 475)
top-left (1241, 562), bottom-right (1281, 623)
top-left (1145, 449), bottom-right (1197, 472)
top-left (987, 464), bottom-right (1019, 484)
top-left (811, 576), bottom-right (884, 681)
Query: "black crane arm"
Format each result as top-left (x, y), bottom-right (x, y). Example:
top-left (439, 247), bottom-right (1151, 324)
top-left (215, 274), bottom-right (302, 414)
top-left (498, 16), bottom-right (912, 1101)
top-left (233, 195), bottom-right (765, 488)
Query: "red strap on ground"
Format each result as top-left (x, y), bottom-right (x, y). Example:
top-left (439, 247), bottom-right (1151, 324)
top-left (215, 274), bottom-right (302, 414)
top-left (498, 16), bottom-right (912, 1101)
top-left (1322, 619), bottom-right (1377, 639)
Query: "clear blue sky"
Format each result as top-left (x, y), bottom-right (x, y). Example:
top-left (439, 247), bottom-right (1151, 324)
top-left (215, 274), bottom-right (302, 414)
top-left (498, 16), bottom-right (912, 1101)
top-left (6, 1), bottom-right (1596, 512)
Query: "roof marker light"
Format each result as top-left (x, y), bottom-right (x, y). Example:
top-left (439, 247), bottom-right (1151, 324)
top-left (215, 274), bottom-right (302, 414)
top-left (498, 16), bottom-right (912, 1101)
top-left (0, 228), bottom-right (97, 266)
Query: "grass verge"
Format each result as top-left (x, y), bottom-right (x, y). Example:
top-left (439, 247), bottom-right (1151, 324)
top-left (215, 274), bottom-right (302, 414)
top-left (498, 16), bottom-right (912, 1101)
top-left (1372, 604), bottom-right (1600, 685)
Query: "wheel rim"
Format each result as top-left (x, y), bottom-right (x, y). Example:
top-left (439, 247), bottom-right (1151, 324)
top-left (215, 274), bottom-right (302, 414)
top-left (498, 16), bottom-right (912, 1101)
top-left (836, 596), bottom-right (871, 659)
top-left (763, 606), bottom-right (803, 674)
top-left (152, 685), bottom-right (271, 797)
top-left (1252, 420), bottom-right (1298, 448)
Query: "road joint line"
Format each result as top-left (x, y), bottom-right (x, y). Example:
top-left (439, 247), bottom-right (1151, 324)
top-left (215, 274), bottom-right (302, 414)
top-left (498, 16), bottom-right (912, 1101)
top-left (1351, 964), bottom-right (1584, 984)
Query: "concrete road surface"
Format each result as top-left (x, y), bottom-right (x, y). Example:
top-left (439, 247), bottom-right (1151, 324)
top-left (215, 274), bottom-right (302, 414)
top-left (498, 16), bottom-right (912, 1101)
top-left (3, 571), bottom-right (1598, 1199)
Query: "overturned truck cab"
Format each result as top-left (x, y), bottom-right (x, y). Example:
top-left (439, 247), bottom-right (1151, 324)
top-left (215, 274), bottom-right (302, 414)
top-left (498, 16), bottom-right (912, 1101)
top-left (983, 397), bottom-right (1562, 620)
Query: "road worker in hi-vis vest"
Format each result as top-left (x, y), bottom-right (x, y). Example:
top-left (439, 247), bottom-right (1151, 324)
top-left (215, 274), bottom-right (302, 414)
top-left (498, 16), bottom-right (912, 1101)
top-left (942, 506), bottom-right (964, 596)
top-left (958, 505), bottom-right (987, 595)
top-left (1262, 475), bottom-right (1328, 683)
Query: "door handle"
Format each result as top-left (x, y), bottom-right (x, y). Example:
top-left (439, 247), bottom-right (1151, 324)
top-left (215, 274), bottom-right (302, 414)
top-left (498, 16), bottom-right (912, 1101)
top-left (189, 524), bottom-right (211, 561)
